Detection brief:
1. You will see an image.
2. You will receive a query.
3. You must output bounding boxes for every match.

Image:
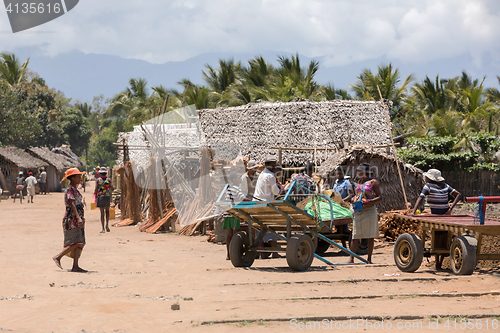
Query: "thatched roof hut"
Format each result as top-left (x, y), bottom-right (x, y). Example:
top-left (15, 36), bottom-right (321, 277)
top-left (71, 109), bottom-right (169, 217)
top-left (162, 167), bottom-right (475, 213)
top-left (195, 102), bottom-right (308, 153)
top-left (51, 145), bottom-right (85, 168)
top-left (198, 99), bottom-right (392, 166)
top-left (0, 147), bottom-right (48, 194)
top-left (317, 145), bottom-right (425, 213)
top-left (26, 147), bottom-right (80, 192)
top-left (26, 147), bottom-right (78, 172)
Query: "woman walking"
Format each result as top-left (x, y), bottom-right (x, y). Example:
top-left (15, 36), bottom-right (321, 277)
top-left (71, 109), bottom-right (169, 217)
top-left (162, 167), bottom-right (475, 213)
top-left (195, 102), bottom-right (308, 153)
top-left (347, 163), bottom-right (382, 264)
top-left (52, 168), bottom-right (87, 272)
top-left (94, 167), bottom-right (114, 233)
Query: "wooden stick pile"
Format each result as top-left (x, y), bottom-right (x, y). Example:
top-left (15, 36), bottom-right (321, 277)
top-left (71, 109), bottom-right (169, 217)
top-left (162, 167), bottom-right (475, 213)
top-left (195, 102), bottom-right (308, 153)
top-left (378, 209), bottom-right (421, 241)
top-left (139, 201), bottom-right (178, 233)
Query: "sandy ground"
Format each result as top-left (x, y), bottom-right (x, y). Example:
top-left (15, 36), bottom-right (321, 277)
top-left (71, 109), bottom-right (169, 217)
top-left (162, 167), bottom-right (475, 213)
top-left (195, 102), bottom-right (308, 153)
top-left (1, 182), bottom-right (500, 333)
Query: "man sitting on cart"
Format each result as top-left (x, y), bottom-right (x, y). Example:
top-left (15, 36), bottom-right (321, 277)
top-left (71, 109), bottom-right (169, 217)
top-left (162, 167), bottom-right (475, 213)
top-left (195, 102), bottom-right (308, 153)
top-left (253, 155), bottom-right (282, 258)
top-left (411, 168), bottom-right (462, 269)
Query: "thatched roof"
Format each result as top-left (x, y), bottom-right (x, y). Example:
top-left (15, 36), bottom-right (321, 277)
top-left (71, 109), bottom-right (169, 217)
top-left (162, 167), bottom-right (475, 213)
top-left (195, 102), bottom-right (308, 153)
top-left (116, 126), bottom-right (207, 168)
top-left (198, 100), bottom-right (392, 166)
top-left (51, 146), bottom-right (85, 167)
top-left (26, 147), bottom-right (78, 172)
top-left (317, 145), bottom-right (425, 213)
top-left (0, 147), bottom-right (48, 169)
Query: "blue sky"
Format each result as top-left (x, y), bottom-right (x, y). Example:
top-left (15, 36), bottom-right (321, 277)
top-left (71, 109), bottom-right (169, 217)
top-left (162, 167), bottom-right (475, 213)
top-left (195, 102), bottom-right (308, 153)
top-left (0, 0), bottom-right (499, 101)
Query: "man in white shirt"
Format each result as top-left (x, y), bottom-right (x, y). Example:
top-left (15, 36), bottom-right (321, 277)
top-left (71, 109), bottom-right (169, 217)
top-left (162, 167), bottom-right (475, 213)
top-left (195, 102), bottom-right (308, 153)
top-left (25, 172), bottom-right (37, 203)
top-left (253, 156), bottom-right (281, 258)
top-left (253, 156), bottom-right (281, 202)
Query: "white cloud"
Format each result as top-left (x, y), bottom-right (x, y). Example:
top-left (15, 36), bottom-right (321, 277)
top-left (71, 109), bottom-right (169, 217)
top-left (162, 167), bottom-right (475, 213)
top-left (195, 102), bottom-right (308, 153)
top-left (0, 0), bottom-right (498, 68)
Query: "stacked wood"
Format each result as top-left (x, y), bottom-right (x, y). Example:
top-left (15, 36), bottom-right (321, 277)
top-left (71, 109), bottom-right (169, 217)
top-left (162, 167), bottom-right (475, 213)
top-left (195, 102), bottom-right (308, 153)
top-left (179, 218), bottom-right (206, 236)
top-left (139, 202), bottom-right (177, 233)
top-left (112, 218), bottom-right (134, 227)
top-left (148, 157), bottom-right (162, 223)
top-left (126, 161), bottom-right (142, 223)
top-left (116, 166), bottom-right (129, 220)
top-left (378, 209), bottom-right (421, 241)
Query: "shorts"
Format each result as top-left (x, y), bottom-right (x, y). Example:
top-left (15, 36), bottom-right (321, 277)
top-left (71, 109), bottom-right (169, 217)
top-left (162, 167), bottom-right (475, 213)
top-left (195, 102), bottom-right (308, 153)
top-left (222, 216), bottom-right (240, 229)
top-left (39, 182), bottom-right (46, 190)
top-left (97, 196), bottom-right (111, 208)
top-left (16, 185), bottom-right (24, 190)
top-left (27, 187), bottom-right (35, 197)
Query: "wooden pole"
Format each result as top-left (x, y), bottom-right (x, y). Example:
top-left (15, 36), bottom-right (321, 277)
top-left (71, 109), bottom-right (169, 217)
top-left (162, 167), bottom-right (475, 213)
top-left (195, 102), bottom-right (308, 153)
top-left (278, 147), bottom-right (282, 166)
top-left (376, 85), bottom-right (408, 207)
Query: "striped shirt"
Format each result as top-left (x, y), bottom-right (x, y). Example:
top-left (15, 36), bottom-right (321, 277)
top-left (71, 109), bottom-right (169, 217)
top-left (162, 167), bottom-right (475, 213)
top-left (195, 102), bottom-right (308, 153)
top-left (223, 185), bottom-right (246, 217)
top-left (420, 183), bottom-right (455, 210)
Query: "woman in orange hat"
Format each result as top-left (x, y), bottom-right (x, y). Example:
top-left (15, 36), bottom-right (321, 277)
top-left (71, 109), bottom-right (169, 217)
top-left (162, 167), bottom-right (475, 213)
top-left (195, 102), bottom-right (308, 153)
top-left (52, 168), bottom-right (87, 272)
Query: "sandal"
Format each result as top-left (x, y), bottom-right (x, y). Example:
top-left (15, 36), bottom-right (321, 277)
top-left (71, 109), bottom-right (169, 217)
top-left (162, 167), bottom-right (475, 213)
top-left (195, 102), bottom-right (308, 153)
top-left (100, 230), bottom-right (105, 233)
top-left (106, 226), bottom-right (110, 232)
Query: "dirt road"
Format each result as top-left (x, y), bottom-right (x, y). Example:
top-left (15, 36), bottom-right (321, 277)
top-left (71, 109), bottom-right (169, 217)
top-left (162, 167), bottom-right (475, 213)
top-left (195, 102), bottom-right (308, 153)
top-left (1, 183), bottom-right (500, 332)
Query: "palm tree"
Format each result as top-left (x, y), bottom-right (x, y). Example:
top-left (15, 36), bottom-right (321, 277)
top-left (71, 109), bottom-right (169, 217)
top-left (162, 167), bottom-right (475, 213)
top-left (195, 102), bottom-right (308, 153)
top-left (176, 79), bottom-right (213, 109)
top-left (202, 59), bottom-right (239, 93)
top-left (0, 53), bottom-right (30, 86)
top-left (319, 83), bottom-right (352, 100)
top-left (350, 63), bottom-right (414, 118)
top-left (276, 53), bottom-right (320, 99)
top-left (107, 78), bottom-right (151, 121)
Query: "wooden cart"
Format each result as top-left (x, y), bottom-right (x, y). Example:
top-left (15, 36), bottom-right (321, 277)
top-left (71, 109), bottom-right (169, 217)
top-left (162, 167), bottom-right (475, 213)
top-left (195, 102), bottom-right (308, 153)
top-left (216, 182), bottom-right (368, 271)
top-left (393, 209), bottom-right (500, 275)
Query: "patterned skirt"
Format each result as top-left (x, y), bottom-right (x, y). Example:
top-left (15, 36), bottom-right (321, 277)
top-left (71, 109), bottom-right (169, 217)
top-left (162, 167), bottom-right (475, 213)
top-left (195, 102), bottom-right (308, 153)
top-left (63, 227), bottom-right (86, 258)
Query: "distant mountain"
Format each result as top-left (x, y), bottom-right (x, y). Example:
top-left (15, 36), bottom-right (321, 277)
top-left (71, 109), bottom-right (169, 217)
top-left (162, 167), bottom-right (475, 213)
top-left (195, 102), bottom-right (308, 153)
top-left (13, 48), bottom-right (500, 103)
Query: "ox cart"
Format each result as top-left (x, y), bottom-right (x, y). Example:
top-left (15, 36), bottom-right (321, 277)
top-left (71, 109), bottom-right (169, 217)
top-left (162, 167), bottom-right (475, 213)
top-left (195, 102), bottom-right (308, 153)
top-left (393, 196), bottom-right (500, 275)
top-left (216, 182), bottom-right (368, 271)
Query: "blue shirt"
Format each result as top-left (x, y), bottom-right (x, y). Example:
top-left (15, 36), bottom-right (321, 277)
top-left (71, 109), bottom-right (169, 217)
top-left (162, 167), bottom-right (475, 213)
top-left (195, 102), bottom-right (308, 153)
top-left (333, 178), bottom-right (352, 199)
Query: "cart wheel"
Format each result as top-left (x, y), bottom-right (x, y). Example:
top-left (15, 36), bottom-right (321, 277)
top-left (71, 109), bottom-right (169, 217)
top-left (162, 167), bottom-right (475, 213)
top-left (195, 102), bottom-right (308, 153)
top-left (348, 232), bottom-right (368, 255)
top-left (286, 234), bottom-right (314, 271)
top-left (229, 231), bottom-right (257, 268)
top-left (450, 236), bottom-right (477, 275)
top-left (315, 239), bottom-right (330, 255)
top-left (394, 233), bottom-right (424, 272)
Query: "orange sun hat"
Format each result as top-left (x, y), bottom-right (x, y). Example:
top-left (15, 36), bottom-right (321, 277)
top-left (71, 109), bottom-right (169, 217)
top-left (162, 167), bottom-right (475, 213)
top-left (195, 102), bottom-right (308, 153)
top-left (62, 167), bottom-right (86, 181)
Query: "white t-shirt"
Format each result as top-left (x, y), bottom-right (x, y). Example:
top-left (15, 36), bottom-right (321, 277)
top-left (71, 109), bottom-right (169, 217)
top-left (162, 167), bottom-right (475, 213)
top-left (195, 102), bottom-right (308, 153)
top-left (25, 176), bottom-right (37, 188)
top-left (253, 169), bottom-right (280, 201)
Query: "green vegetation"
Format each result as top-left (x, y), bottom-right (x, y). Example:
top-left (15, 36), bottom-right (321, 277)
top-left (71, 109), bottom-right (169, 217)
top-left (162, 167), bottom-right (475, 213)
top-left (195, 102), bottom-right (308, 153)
top-left (1, 51), bottom-right (499, 172)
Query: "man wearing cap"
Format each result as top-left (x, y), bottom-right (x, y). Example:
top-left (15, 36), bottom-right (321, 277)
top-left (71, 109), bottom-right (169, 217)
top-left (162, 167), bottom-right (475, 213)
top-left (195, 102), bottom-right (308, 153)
top-left (25, 172), bottom-right (38, 203)
top-left (253, 156), bottom-right (281, 202)
top-left (411, 168), bottom-right (461, 269)
top-left (13, 171), bottom-right (25, 203)
top-left (412, 169), bottom-right (461, 216)
top-left (240, 160), bottom-right (261, 199)
top-left (253, 156), bottom-right (281, 258)
top-left (39, 167), bottom-right (47, 195)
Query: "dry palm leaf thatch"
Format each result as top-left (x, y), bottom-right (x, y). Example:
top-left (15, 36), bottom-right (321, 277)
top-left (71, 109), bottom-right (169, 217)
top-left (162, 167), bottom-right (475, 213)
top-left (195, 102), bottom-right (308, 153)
top-left (318, 145), bottom-right (425, 213)
top-left (198, 100), bottom-right (392, 167)
top-left (0, 146), bottom-right (48, 169)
